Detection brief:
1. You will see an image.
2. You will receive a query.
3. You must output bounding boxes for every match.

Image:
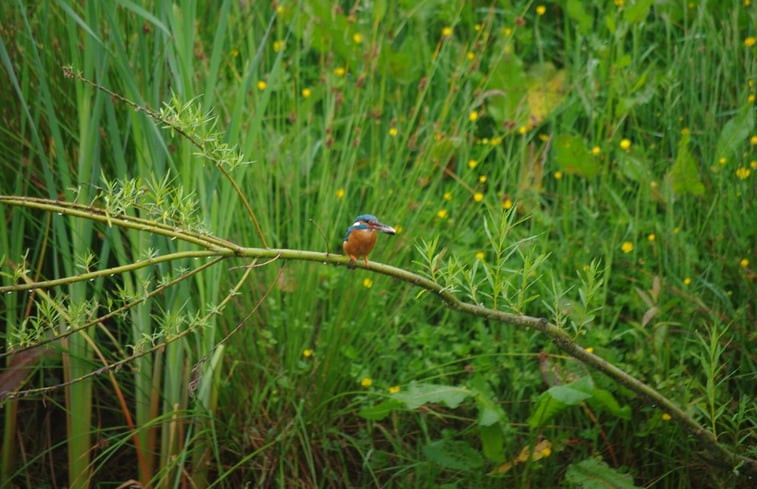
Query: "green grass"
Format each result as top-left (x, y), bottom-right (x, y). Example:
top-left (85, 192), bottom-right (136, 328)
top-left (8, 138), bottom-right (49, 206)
top-left (1, 0), bottom-right (755, 488)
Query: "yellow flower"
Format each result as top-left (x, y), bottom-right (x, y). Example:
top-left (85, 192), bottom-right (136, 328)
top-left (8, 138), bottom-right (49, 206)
top-left (394, 225), bottom-right (403, 234)
top-left (592, 146), bottom-right (601, 155)
top-left (303, 349), bottom-right (313, 358)
top-left (336, 188), bottom-right (345, 199)
top-left (619, 138), bottom-right (631, 150)
top-left (536, 5), bottom-right (546, 15)
top-left (647, 233), bottom-right (656, 242)
top-left (479, 175), bottom-right (488, 183)
top-left (467, 52), bottom-right (475, 60)
top-left (585, 347), bottom-right (594, 353)
top-left (541, 446), bottom-right (552, 457)
top-left (502, 27), bottom-right (513, 36)
top-left (302, 88), bottom-right (312, 98)
top-left (518, 125), bottom-right (528, 135)
top-left (388, 385), bottom-right (401, 394)
top-left (490, 137), bottom-right (502, 145)
top-left (673, 227), bottom-right (680, 234)
top-left (230, 48), bottom-right (239, 58)
top-left (473, 192), bottom-right (484, 202)
top-left (257, 80), bottom-right (267, 91)
top-left (437, 209), bottom-right (448, 219)
top-left (736, 167), bottom-right (751, 179)
top-left (360, 377), bottom-right (373, 387)
top-left (353, 33), bottom-right (363, 44)
top-left (554, 171), bottom-right (563, 180)
top-left (661, 413), bottom-right (672, 421)
top-left (334, 67), bottom-right (346, 77)
top-left (745, 37), bottom-right (756, 47)
top-left (388, 127), bottom-right (398, 137)
top-left (363, 278), bottom-right (373, 288)
top-left (502, 198), bottom-right (513, 210)
top-left (469, 110), bottom-right (479, 121)
top-left (276, 5), bottom-right (284, 14)
top-left (621, 241), bottom-right (634, 253)
top-left (614, 0), bottom-right (624, 6)
top-left (468, 159), bottom-right (478, 169)
top-left (751, 160), bottom-right (757, 169)
top-left (475, 252), bottom-right (485, 260)
top-left (683, 277), bottom-right (692, 286)
top-left (718, 157), bottom-right (727, 165)
top-left (749, 94), bottom-right (756, 103)
top-left (442, 26), bottom-right (453, 37)
top-left (740, 258), bottom-right (750, 268)
top-left (443, 192), bottom-right (452, 201)
top-left (273, 40), bottom-right (285, 52)
top-left (750, 135), bottom-right (757, 145)
top-left (474, 24), bottom-right (482, 31)
top-left (538, 133), bottom-right (549, 142)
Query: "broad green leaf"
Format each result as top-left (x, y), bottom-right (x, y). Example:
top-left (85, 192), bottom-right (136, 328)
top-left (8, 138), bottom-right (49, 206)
top-left (565, 457), bottom-right (642, 489)
top-left (588, 387), bottom-right (632, 420)
top-left (379, 35), bottom-right (424, 84)
top-left (373, 0), bottom-right (387, 24)
top-left (358, 399), bottom-right (404, 420)
top-left (553, 133), bottom-right (600, 177)
top-left (423, 440), bottom-right (484, 470)
top-left (566, 0), bottom-right (593, 33)
top-left (392, 382), bottom-right (471, 409)
top-left (616, 78), bottom-right (657, 115)
top-left (624, 0), bottom-right (654, 23)
top-left (479, 424), bottom-right (505, 463)
top-left (671, 132), bottom-right (704, 195)
top-left (528, 376), bottom-right (594, 428)
top-left (529, 392), bottom-right (567, 428)
top-left (549, 375), bottom-right (594, 403)
top-left (475, 391), bottom-right (507, 426)
top-left (484, 47), bottom-right (528, 126)
top-left (526, 63), bottom-right (567, 125)
top-left (714, 104), bottom-right (754, 166)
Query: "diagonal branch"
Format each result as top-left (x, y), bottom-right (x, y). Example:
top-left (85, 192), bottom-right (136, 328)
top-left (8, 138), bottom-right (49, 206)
top-left (1, 195), bottom-right (753, 474)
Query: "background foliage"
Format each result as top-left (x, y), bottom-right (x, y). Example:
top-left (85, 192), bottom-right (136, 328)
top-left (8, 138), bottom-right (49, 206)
top-left (1, 0), bottom-right (755, 487)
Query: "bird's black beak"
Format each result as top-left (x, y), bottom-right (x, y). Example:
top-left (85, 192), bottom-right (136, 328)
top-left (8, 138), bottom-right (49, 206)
top-left (371, 221), bottom-right (396, 235)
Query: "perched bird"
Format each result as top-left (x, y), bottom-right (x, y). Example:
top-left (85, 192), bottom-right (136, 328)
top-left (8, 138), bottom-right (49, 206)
top-left (343, 214), bottom-right (396, 265)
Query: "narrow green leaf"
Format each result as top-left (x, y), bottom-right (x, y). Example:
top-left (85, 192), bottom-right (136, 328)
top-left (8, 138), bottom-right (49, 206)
top-left (423, 440), bottom-right (484, 470)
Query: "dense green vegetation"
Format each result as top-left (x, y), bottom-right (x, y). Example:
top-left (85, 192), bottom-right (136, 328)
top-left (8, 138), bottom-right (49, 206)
top-left (1, 1), bottom-right (755, 487)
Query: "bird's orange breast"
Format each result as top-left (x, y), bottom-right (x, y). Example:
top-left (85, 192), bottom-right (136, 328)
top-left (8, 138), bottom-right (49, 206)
top-left (343, 228), bottom-right (377, 258)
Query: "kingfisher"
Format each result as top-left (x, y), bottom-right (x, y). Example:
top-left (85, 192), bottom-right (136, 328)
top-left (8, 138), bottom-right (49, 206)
top-left (343, 214), bottom-right (396, 265)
